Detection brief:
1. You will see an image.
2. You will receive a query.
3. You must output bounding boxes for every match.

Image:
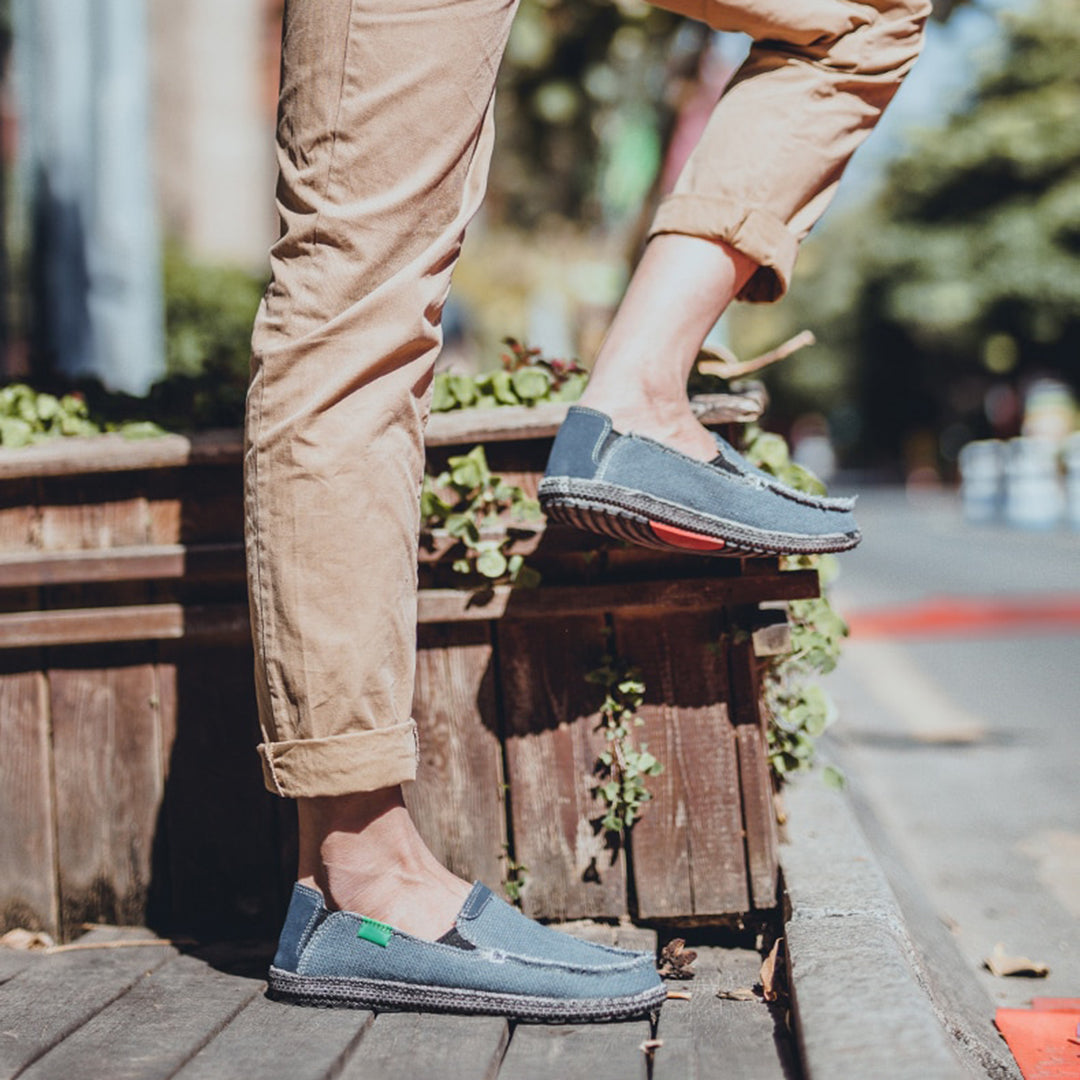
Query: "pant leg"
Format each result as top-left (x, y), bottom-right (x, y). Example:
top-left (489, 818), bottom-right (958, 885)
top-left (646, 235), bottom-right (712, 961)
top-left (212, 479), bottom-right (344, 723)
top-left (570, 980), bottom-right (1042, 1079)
top-left (246, 0), bottom-right (517, 798)
top-left (648, 0), bottom-right (931, 301)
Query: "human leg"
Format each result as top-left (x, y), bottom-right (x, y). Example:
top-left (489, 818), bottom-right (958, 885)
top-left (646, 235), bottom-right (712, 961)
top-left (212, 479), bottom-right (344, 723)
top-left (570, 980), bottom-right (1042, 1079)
top-left (246, 0), bottom-right (516, 937)
top-left (577, 0), bottom-right (931, 460)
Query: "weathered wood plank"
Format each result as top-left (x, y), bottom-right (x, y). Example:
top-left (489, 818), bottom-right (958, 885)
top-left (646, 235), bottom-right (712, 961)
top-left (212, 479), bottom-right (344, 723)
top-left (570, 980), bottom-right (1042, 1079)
top-left (0, 543), bottom-right (245, 589)
top-left (418, 571), bottom-right (819, 625)
top-left (18, 952), bottom-right (260, 1080)
top-left (615, 616), bottom-right (749, 919)
top-left (0, 948), bottom-right (41, 986)
top-left (0, 479), bottom-right (40, 553)
top-left (653, 945), bottom-right (796, 1080)
top-left (0, 431), bottom-right (242, 481)
top-left (0, 927), bottom-right (176, 1080)
top-left (496, 1020), bottom-right (652, 1080)
top-left (174, 993), bottom-right (372, 1080)
top-left (407, 623), bottom-right (507, 887)
top-left (0, 603), bottom-right (251, 650)
top-left (159, 642), bottom-right (281, 938)
top-left (728, 639), bottom-right (780, 909)
top-left (37, 472), bottom-right (152, 551)
top-left (339, 1012), bottom-right (509, 1080)
top-left (49, 646), bottom-right (164, 937)
top-left (499, 616), bottom-right (627, 920)
top-left (0, 654), bottom-right (57, 936)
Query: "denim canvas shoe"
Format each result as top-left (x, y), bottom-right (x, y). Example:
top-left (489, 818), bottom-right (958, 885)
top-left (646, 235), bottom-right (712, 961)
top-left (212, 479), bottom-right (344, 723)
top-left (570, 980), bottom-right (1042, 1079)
top-left (267, 882), bottom-right (666, 1022)
top-left (539, 406), bottom-right (860, 556)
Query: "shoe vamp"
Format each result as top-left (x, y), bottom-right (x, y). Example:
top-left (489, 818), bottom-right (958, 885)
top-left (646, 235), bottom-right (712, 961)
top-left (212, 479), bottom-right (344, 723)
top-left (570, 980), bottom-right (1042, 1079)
top-left (603, 440), bottom-right (855, 535)
top-left (459, 892), bottom-right (651, 969)
top-left (298, 915), bottom-right (658, 999)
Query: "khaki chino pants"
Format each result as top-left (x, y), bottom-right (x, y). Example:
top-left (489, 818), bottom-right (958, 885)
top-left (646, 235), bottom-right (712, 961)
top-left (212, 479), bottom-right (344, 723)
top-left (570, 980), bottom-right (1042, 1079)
top-left (246, 0), bottom-right (928, 797)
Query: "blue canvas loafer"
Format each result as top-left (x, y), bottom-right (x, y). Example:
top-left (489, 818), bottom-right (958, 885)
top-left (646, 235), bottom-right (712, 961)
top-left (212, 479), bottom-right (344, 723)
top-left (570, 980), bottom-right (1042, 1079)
top-left (267, 882), bottom-right (667, 1022)
top-left (538, 406), bottom-right (861, 556)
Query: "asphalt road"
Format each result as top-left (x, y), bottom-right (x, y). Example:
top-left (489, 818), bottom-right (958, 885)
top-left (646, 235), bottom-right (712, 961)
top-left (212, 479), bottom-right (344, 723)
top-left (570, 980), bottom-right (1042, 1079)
top-left (819, 486), bottom-right (1080, 1009)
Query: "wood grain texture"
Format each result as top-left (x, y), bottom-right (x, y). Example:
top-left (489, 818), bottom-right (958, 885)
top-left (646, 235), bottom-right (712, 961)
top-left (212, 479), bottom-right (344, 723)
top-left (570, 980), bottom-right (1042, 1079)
top-left (496, 1020), bottom-right (651, 1080)
top-left (0, 927), bottom-right (176, 1080)
top-left (0, 655), bottom-right (57, 936)
top-left (614, 616), bottom-right (750, 920)
top-left (0, 603), bottom-right (252, 650)
top-left (0, 479), bottom-right (40, 553)
top-left (339, 1012), bottom-right (509, 1080)
top-left (37, 473), bottom-right (152, 551)
top-left (498, 617), bottom-right (627, 920)
top-left (158, 642), bottom-right (280, 938)
top-left (18, 952), bottom-right (260, 1080)
top-left (418, 572), bottom-right (819, 625)
top-left (0, 543), bottom-right (246, 589)
top-left (407, 623), bottom-right (507, 887)
top-left (0, 431), bottom-right (242, 481)
top-left (174, 994), bottom-right (372, 1080)
top-left (654, 945), bottom-right (796, 1080)
top-left (727, 639), bottom-right (780, 909)
top-left (48, 646), bottom-right (164, 937)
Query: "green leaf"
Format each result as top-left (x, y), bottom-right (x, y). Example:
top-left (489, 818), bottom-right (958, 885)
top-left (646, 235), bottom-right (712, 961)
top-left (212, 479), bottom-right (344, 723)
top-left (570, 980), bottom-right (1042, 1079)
top-left (448, 374), bottom-right (478, 407)
top-left (431, 373), bottom-right (457, 412)
top-left (476, 547), bottom-right (508, 579)
top-left (822, 764), bottom-right (846, 790)
top-left (510, 366), bottom-right (551, 402)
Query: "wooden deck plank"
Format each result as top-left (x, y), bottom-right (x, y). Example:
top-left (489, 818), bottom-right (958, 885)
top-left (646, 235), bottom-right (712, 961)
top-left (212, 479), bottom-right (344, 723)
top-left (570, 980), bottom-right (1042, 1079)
top-left (172, 994), bottom-right (371, 1080)
top-left (0, 928), bottom-right (176, 1080)
top-left (653, 946), bottom-right (797, 1080)
top-left (338, 1012), bottom-right (509, 1080)
top-left (496, 1020), bottom-right (652, 1080)
top-left (0, 949), bottom-right (40, 986)
top-left (18, 951), bottom-right (260, 1080)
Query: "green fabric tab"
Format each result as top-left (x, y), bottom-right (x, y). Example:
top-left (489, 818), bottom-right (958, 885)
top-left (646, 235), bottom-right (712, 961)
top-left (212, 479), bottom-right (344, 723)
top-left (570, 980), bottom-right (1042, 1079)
top-left (357, 917), bottom-right (393, 947)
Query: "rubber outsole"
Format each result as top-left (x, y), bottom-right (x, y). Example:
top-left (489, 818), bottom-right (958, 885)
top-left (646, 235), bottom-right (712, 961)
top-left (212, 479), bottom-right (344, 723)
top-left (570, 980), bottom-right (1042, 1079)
top-left (538, 478), bottom-right (861, 557)
top-left (267, 966), bottom-right (668, 1022)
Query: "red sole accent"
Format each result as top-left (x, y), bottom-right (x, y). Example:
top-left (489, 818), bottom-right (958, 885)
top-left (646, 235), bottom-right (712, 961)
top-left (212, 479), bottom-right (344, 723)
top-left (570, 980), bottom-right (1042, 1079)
top-left (649, 521), bottom-right (726, 552)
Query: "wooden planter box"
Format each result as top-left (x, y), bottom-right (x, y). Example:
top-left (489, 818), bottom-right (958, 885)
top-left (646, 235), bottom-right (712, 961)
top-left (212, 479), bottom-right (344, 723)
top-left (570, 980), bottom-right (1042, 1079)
top-left (0, 400), bottom-right (817, 940)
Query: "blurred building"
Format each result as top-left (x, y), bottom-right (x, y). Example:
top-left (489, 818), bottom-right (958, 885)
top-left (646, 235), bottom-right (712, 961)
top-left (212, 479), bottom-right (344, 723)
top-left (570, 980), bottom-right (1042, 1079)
top-left (149, 0), bottom-right (280, 270)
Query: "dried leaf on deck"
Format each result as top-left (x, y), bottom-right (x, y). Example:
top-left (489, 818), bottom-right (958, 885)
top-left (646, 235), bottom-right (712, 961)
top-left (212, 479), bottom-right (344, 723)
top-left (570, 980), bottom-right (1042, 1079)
top-left (658, 938), bottom-right (698, 979)
top-left (639, 1039), bottom-right (664, 1059)
top-left (0, 928), bottom-right (55, 951)
top-left (717, 987), bottom-right (759, 1001)
top-left (761, 937), bottom-right (787, 1002)
top-left (984, 943), bottom-right (1050, 978)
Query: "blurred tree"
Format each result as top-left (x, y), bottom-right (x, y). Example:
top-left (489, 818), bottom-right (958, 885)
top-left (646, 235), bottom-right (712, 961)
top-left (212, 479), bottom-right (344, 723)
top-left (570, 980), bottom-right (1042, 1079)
top-left (742, 0), bottom-right (1080, 466)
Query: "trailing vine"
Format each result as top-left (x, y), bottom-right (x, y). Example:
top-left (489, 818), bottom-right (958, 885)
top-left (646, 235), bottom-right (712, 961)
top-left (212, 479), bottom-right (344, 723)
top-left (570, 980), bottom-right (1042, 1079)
top-left (420, 444), bottom-right (543, 587)
top-left (585, 640), bottom-right (664, 837)
top-left (743, 425), bottom-right (848, 790)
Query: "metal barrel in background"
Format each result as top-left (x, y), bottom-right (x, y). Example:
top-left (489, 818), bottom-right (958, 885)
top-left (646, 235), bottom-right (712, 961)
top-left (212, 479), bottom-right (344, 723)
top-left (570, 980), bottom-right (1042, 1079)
top-left (1004, 437), bottom-right (1065, 530)
top-left (958, 439), bottom-right (1005, 524)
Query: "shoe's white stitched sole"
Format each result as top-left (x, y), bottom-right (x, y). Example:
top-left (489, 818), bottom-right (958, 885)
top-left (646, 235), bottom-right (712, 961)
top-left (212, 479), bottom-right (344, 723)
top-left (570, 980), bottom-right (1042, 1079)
top-left (267, 966), bottom-right (668, 1022)
top-left (539, 478), bottom-right (860, 557)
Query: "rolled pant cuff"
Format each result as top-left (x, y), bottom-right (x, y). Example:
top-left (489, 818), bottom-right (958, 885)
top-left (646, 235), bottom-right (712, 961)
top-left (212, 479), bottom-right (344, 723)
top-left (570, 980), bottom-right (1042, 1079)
top-left (258, 719), bottom-right (420, 798)
top-left (648, 194), bottom-right (800, 303)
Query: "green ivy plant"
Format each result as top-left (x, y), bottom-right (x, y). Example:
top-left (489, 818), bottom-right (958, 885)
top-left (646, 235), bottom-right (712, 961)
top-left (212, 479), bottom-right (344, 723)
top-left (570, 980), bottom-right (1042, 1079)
top-left (743, 425), bottom-right (848, 791)
top-left (421, 444), bottom-right (543, 587)
top-left (501, 845), bottom-right (529, 905)
top-left (0, 384), bottom-right (165, 448)
top-left (585, 640), bottom-right (664, 837)
top-left (431, 338), bottom-right (588, 413)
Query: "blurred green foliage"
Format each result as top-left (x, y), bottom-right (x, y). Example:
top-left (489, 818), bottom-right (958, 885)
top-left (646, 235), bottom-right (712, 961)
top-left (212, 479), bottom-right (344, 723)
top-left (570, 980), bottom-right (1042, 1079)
top-left (491, 0), bottom-right (687, 226)
top-left (741, 0), bottom-right (1080, 464)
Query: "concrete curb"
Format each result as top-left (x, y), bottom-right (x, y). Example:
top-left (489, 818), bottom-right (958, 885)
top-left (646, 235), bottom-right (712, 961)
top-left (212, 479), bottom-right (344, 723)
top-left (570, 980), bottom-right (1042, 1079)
top-left (779, 769), bottom-right (1021, 1080)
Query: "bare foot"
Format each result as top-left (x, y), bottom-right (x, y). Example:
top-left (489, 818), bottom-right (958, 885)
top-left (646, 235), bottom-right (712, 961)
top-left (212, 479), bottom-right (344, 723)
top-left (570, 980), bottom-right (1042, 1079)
top-left (297, 787), bottom-right (472, 941)
top-left (577, 232), bottom-right (758, 463)
top-left (575, 387), bottom-right (719, 462)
